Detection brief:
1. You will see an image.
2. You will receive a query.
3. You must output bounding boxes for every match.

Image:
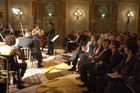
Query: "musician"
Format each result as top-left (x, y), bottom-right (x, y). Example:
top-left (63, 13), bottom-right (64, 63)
top-left (46, 22), bottom-right (55, 55)
top-left (32, 24), bottom-right (43, 68)
top-left (8, 24), bottom-right (14, 35)
top-left (17, 31), bottom-right (34, 49)
top-left (0, 35), bottom-right (27, 89)
top-left (2, 24), bottom-right (14, 36)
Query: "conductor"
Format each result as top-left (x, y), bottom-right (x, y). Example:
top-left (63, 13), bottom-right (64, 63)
top-left (46, 22), bottom-right (55, 55)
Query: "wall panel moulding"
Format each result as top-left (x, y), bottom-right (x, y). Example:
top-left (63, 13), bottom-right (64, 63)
top-left (39, 0), bottom-right (57, 3)
top-left (94, 0), bottom-right (116, 3)
top-left (69, 0), bottom-right (88, 3)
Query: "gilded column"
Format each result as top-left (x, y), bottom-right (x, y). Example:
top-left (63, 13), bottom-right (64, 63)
top-left (89, 0), bottom-right (94, 32)
top-left (5, 0), bottom-right (9, 23)
top-left (32, 0), bottom-right (38, 24)
top-left (138, 2), bottom-right (140, 35)
top-left (114, 0), bottom-right (118, 32)
top-left (62, 0), bottom-right (66, 35)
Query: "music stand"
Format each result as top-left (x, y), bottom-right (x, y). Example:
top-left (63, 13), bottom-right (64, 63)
top-left (51, 35), bottom-right (59, 59)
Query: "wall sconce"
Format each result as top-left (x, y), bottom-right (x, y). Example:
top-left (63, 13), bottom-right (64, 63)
top-left (45, 4), bottom-right (55, 17)
top-left (126, 10), bottom-right (134, 24)
top-left (101, 14), bottom-right (106, 18)
top-left (99, 6), bottom-right (108, 19)
top-left (12, 8), bottom-right (23, 19)
top-left (48, 13), bottom-right (52, 17)
top-left (73, 8), bottom-right (83, 20)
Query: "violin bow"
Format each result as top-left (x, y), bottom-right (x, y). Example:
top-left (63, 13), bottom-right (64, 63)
top-left (0, 33), bottom-right (5, 42)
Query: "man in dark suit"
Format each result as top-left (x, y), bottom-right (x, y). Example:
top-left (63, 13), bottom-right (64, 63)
top-left (78, 39), bottom-right (112, 92)
top-left (46, 22), bottom-right (55, 55)
top-left (64, 32), bottom-right (80, 53)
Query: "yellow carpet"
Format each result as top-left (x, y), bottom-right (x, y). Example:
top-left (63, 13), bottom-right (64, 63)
top-left (37, 60), bottom-right (87, 93)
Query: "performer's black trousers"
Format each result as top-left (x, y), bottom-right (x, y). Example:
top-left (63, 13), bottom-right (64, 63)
top-left (48, 41), bottom-right (54, 55)
top-left (33, 40), bottom-right (42, 65)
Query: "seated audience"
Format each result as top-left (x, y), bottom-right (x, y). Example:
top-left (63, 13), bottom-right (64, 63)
top-left (95, 40), bottom-right (123, 93)
top-left (117, 35), bottom-right (125, 53)
top-left (104, 41), bottom-right (139, 93)
top-left (78, 39), bottom-right (112, 92)
top-left (89, 37), bottom-right (104, 59)
top-left (64, 32), bottom-right (80, 53)
top-left (80, 31), bottom-right (89, 46)
top-left (63, 31), bottom-right (76, 50)
top-left (77, 37), bottom-right (104, 72)
top-left (65, 35), bottom-right (98, 71)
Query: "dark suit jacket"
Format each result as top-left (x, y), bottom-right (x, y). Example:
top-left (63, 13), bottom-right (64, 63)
top-left (116, 55), bottom-right (138, 80)
top-left (129, 57), bottom-right (140, 93)
top-left (47, 27), bottom-right (55, 41)
top-left (105, 50), bottom-right (123, 72)
top-left (92, 45), bottom-right (104, 58)
top-left (104, 56), bottom-right (140, 93)
top-left (93, 48), bottom-right (112, 64)
top-left (92, 49), bottom-right (112, 75)
top-left (17, 37), bottom-right (34, 49)
top-left (79, 35), bottom-right (88, 46)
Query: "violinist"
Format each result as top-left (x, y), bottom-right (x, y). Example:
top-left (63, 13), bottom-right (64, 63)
top-left (32, 24), bottom-right (43, 68)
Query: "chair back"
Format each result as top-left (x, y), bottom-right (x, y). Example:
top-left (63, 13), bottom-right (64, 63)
top-left (0, 56), bottom-right (9, 75)
top-left (20, 48), bottom-right (34, 70)
top-left (0, 56), bottom-right (9, 93)
top-left (20, 48), bottom-right (31, 60)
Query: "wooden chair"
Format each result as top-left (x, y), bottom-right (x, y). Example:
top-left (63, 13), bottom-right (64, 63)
top-left (127, 85), bottom-right (136, 93)
top-left (19, 48), bottom-right (33, 70)
top-left (0, 56), bottom-right (15, 93)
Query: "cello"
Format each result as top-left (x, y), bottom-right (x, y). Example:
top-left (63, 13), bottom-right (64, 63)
top-left (39, 29), bottom-right (44, 47)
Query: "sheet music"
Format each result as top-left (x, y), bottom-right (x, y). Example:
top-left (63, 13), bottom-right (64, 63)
top-left (51, 35), bottom-right (59, 42)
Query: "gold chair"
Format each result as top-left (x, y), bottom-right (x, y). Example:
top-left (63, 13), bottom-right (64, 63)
top-left (0, 56), bottom-right (15, 93)
top-left (19, 48), bottom-right (33, 70)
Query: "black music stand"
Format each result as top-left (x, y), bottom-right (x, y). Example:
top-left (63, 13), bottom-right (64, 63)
top-left (51, 35), bottom-right (59, 59)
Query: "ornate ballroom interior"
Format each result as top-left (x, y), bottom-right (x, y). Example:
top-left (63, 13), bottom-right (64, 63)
top-left (0, 0), bottom-right (140, 93)
top-left (0, 0), bottom-right (140, 36)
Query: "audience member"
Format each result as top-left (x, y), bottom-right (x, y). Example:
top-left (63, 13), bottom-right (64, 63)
top-left (0, 35), bottom-right (27, 89)
top-left (78, 39), bottom-right (112, 92)
top-left (65, 35), bottom-right (98, 71)
top-left (104, 41), bottom-right (139, 93)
